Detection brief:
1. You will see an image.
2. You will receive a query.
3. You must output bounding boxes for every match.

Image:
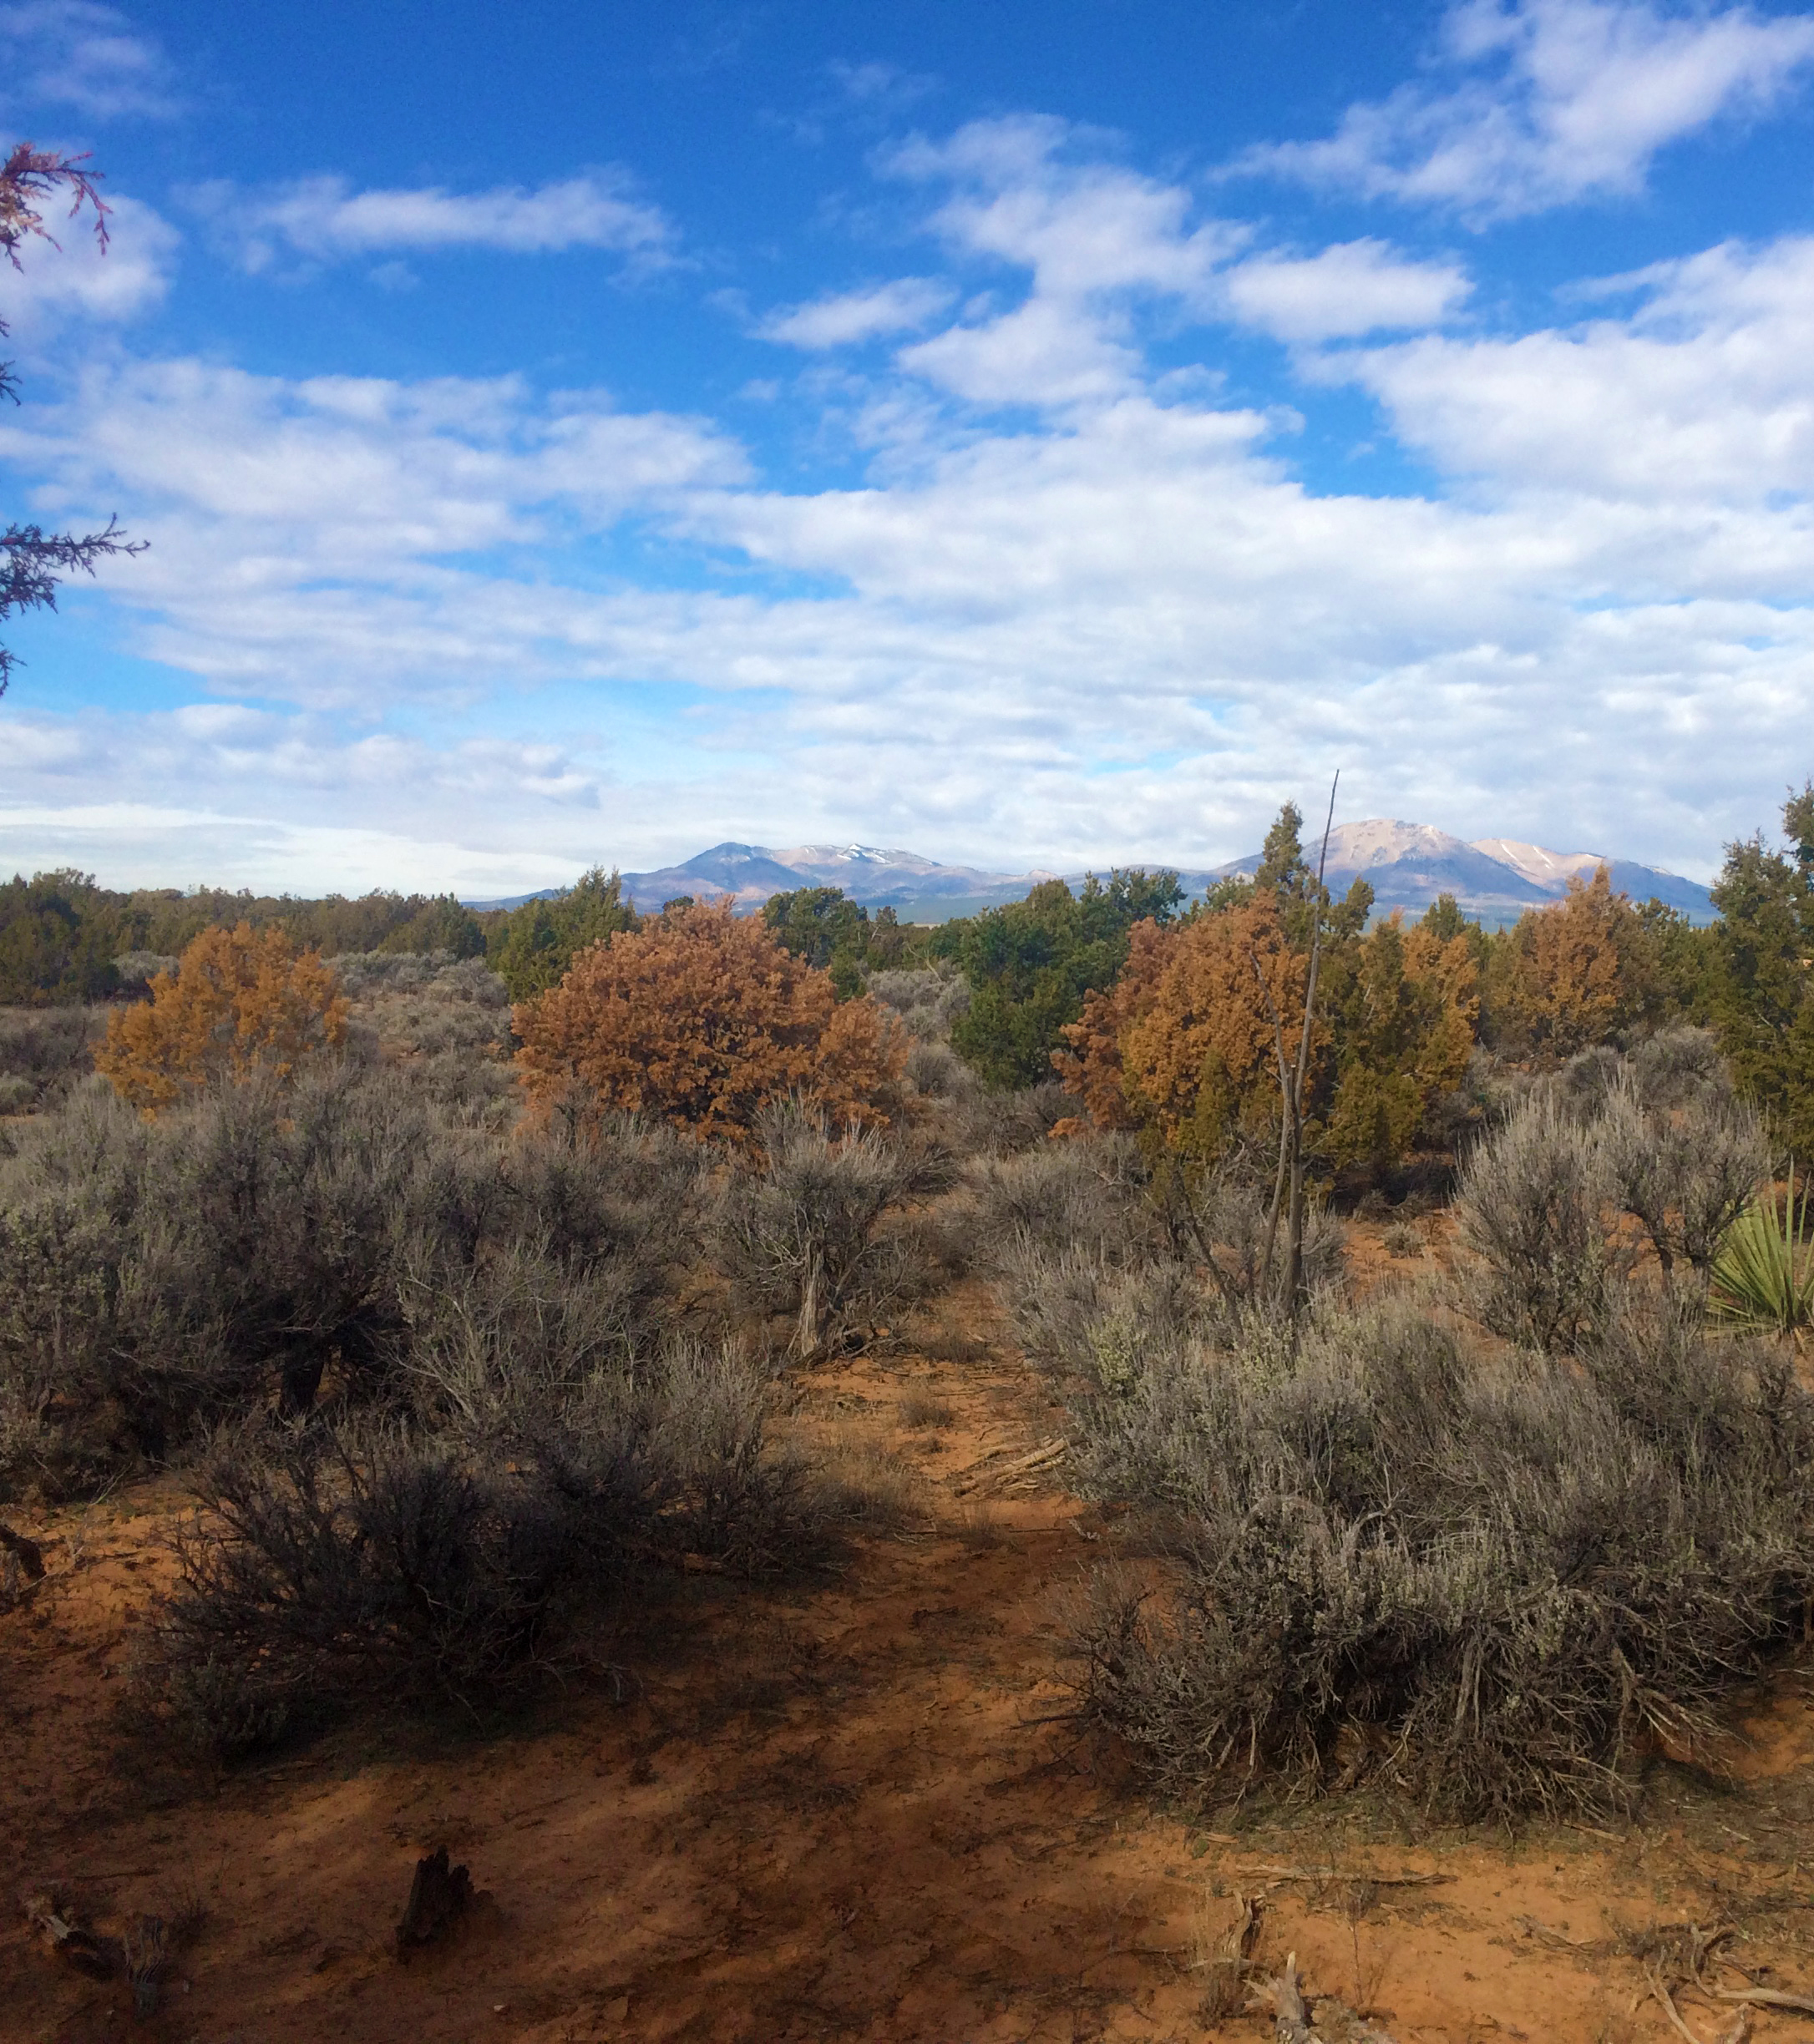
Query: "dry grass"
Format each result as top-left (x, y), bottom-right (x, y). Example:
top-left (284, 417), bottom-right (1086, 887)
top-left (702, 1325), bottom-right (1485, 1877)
top-left (899, 1388), bottom-right (955, 1432)
top-left (953, 1498), bottom-right (1002, 1552)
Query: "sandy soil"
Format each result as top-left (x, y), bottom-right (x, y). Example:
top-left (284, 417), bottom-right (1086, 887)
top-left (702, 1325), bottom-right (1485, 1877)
top-left (8, 1257), bottom-right (1814, 2043)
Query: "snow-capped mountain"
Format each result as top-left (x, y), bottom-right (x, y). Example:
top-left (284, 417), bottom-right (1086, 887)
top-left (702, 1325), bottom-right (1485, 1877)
top-left (606, 842), bottom-right (1060, 916)
top-left (1203, 820), bottom-right (1713, 923)
top-left (468, 825), bottom-right (1715, 926)
top-left (1132, 814), bottom-right (1716, 923)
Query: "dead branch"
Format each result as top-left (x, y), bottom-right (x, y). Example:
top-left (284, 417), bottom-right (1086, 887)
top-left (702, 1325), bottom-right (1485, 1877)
top-left (1712, 1986), bottom-right (1814, 2014)
top-left (950, 1437), bottom-right (1067, 1495)
top-left (1263, 1951), bottom-right (1314, 2043)
top-left (1239, 1864), bottom-right (1452, 1889)
top-left (1259, 1949), bottom-right (1401, 2044)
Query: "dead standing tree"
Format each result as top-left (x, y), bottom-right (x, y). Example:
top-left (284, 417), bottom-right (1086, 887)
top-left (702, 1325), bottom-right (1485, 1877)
top-left (1252, 773), bottom-right (1339, 1315)
top-left (2, 140), bottom-right (144, 695)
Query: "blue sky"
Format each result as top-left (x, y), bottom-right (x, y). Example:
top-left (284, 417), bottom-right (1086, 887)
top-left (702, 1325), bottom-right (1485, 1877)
top-left (3, 0), bottom-right (1812, 893)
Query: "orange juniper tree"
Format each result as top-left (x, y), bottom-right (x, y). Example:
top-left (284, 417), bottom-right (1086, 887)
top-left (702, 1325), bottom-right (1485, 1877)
top-left (95, 923), bottom-right (350, 1110)
top-left (1057, 898), bottom-right (1481, 1181)
top-left (1486, 867), bottom-right (1654, 1058)
top-left (1055, 898), bottom-right (1313, 1162)
top-left (513, 900), bottom-right (904, 1146)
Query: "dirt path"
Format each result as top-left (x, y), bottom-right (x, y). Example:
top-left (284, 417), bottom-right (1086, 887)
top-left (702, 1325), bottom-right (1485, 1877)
top-left (8, 1294), bottom-right (1814, 2041)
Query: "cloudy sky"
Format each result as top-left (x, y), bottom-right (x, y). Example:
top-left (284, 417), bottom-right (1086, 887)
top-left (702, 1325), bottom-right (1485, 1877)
top-left (2, 0), bottom-right (1811, 894)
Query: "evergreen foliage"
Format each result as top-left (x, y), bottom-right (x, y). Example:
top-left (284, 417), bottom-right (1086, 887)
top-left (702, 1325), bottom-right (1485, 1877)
top-left (933, 868), bottom-right (1183, 1090)
top-left (1705, 783), bottom-right (1814, 1155)
top-left (485, 868), bottom-right (639, 1002)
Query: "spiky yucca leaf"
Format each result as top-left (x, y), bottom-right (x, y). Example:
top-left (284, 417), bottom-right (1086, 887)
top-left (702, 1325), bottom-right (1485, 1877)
top-left (1710, 1164), bottom-right (1814, 1338)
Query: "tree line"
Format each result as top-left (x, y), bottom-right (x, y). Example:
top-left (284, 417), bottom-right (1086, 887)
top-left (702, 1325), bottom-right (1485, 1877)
top-left (6, 780), bottom-right (1811, 1161)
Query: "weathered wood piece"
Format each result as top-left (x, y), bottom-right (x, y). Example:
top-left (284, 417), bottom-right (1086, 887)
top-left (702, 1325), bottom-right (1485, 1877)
top-left (395, 1846), bottom-right (473, 1958)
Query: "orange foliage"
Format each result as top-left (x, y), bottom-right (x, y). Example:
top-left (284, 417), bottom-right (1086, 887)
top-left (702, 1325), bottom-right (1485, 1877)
top-left (1056, 902), bottom-right (1309, 1159)
top-left (513, 900), bottom-right (904, 1146)
top-left (95, 922), bottom-right (350, 1111)
top-left (1494, 868), bottom-right (1649, 1058)
top-left (1058, 903), bottom-right (1483, 1176)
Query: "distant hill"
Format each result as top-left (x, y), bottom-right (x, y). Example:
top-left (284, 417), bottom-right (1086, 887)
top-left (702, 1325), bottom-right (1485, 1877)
top-left (1198, 821), bottom-right (1715, 927)
top-left (616, 842), bottom-right (1065, 919)
top-left (465, 825), bottom-right (1716, 927)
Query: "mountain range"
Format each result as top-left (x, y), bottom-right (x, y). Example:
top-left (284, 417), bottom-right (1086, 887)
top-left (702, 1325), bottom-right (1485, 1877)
top-left (468, 823), bottom-right (1715, 927)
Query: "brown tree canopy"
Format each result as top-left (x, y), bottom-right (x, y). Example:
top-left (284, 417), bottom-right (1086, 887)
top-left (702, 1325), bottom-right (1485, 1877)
top-left (1056, 900), bottom-right (1310, 1161)
top-left (95, 923), bottom-right (351, 1111)
top-left (513, 901), bottom-right (904, 1146)
top-left (1057, 899), bottom-right (1482, 1178)
top-left (1487, 868), bottom-right (1653, 1059)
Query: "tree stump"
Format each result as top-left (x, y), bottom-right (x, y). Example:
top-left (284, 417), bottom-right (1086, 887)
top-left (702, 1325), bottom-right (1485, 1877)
top-left (394, 1847), bottom-right (472, 1959)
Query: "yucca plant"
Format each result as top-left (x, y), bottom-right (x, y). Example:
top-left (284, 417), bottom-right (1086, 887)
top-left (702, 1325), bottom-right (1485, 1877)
top-left (1710, 1164), bottom-right (1814, 1341)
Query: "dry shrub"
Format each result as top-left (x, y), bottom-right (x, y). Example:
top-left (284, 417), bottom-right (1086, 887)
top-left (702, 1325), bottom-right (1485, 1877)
top-left (1453, 1088), bottom-right (1618, 1353)
top-left (94, 923), bottom-right (349, 1111)
top-left (514, 901), bottom-right (904, 1148)
top-left (904, 1037), bottom-right (967, 1100)
top-left (0, 1005), bottom-right (100, 1112)
top-left (976, 1133), bottom-right (1341, 1379)
top-left (1072, 1293), bottom-right (1814, 1819)
top-left (867, 964), bottom-right (970, 1040)
top-left (968, 1127), bottom-right (1156, 1268)
top-left (899, 1388), bottom-right (954, 1430)
top-left (136, 1339), bottom-right (830, 1751)
top-left (712, 1104), bottom-right (955, 1355)
top-left (334, 951), bottom-right (514, 1115)
top-left (947, 1077), bottom-right (1073, 1158)
top-left (1599, 1038), bottom-right (1767, 1278)
top-left (1455, 1039), bottom-right (1770, 1350)
top-left (0, 1070), bottom-right (696, 1499)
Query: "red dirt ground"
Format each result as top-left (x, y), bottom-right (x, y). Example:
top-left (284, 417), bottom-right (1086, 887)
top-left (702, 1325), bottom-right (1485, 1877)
top-left (8, 1261), bottom-right (1814, 2043)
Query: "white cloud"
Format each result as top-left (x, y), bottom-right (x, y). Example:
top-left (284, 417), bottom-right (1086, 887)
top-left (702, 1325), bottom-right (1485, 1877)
top-left (0, 193), bottom-right (176, 342)
top-left (4, 127), bottom-right (1812, 888)
top-left (893, 115), bottom-right (1241, 301)
top-left (1241, 0), bottom-right (1814, 220)
top-left (8, 339), bottom-right (1806, 885)
top-left (0, 359), bottom-right (751, 704)
top-left (1335, 234), bottom-right (1814, 501)
top-left (895, 294), bottom-right (1139, 405)
top-left (758, 277), bottom-right (955, 348)
top-left (1223, 240), bottom-right (1472, 342)
top-left (872, 115), bottom-right (1247, 408)
top-left (191, 172), bottom-right (675, 275)
top-left (0, 0), bottom-right (181, 119)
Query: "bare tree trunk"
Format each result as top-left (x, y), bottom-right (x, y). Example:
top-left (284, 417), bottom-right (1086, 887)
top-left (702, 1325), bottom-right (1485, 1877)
top-left (796, 1247), bottom-right (822, 1359)
top-left (1252, 966), bottom-right (1295, 1303)
top-left (1285, 775), bottom-right (1340, 1312)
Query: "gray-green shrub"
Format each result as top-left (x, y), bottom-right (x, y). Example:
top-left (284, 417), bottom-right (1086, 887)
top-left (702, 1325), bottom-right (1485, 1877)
top-left (1072, 1293), bottom-right (1814, 1819)
top-left (712, 1105), bottom-right (955, 1355)
top-left (0, 1071), bottom-right (696, 1499)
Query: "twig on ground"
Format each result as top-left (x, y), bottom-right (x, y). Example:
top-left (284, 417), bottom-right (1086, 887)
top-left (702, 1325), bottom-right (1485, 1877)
top-left (950, 1437), bottom-right (1066, 1495)
top-left (1239, 1864), bottom-right (1452, 1889)
top-left (1712, 1986), bottom-right (1814, 2014)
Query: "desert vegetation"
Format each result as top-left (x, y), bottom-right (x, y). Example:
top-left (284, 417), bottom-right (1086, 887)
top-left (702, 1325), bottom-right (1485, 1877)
top-left (7, 786), bottom-right (1814, 2036)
